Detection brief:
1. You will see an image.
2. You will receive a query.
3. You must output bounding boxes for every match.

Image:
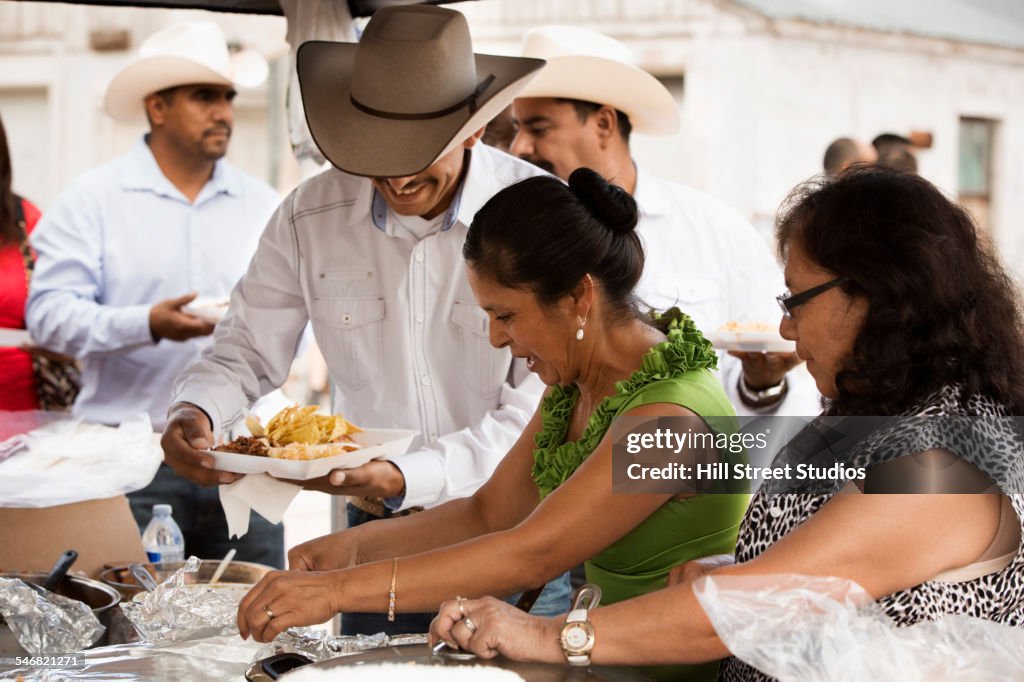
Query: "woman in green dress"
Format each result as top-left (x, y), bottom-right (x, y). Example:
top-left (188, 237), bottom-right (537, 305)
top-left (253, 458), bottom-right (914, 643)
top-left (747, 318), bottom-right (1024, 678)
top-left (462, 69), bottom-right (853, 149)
top-left (238, 168), bottom-right (747, 680)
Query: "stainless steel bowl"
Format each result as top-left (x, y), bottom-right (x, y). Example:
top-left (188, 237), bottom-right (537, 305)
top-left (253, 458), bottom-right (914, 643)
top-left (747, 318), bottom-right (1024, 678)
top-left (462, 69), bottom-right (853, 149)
top-left (0, 572), bottom-right (121, 654)
top-left (100, 559), bottom-right (273, 601)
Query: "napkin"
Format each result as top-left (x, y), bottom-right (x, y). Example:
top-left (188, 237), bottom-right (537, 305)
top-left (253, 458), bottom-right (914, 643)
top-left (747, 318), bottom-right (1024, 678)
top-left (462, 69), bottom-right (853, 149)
top-left (219, 474), bottom-right (301, 539)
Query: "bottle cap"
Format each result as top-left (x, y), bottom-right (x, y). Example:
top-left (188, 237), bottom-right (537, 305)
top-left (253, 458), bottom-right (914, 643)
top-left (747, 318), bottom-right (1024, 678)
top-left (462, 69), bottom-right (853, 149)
top-left (153, 504), bottom-right (172, 516)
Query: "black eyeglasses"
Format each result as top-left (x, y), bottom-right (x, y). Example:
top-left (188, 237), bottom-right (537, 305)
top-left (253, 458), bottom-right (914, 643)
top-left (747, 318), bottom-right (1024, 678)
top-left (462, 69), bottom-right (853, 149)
top-left (776, 277), bottom-right (849, 319)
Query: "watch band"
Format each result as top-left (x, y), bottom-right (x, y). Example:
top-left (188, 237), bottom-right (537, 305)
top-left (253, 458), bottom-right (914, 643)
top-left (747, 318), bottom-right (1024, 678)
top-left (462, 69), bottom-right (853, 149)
top-left (560, 585), bottom-right (601, 666)
top-left (738, 374), bottom-right (787, 407)
top-left (566, 608), bottom-right (588, 623)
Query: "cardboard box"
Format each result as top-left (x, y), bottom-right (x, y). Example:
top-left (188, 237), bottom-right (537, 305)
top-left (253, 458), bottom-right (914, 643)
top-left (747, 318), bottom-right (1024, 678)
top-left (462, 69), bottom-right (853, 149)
top-left (0, 495), bottom-right (145, 578)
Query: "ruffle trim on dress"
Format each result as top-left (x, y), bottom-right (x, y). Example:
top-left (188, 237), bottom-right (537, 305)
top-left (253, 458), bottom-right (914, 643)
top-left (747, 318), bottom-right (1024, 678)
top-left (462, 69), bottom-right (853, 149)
top-left (532, 309), bottom-right (717, 498)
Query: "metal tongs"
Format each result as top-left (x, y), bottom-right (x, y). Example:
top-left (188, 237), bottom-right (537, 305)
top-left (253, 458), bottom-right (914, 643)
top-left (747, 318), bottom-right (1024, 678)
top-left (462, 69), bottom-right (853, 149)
top-left (129, 562), bottom-right (159, 592)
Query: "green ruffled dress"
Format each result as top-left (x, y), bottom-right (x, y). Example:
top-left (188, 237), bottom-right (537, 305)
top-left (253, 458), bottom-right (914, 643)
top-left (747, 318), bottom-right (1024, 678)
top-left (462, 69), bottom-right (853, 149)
top-left (532, 312), bottom-right (749, 682)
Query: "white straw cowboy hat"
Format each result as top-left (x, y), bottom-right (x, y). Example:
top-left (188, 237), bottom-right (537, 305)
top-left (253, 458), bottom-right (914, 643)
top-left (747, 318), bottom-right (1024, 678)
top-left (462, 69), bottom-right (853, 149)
top-left (517, 26), bottom-right (680, 137)
top-left (105, 22), bottom-right (266, 122)
top-left (296, 5), bottom-right (545, 178)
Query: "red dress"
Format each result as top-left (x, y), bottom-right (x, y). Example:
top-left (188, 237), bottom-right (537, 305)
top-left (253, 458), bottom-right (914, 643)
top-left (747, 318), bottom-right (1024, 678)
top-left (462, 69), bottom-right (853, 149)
top-left (0, 197), bottom-right (42, 411)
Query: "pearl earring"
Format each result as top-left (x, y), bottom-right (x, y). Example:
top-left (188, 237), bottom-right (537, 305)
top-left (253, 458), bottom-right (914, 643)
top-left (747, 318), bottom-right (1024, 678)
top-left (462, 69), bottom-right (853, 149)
top-left (576, 316), bottom-right (586, 342)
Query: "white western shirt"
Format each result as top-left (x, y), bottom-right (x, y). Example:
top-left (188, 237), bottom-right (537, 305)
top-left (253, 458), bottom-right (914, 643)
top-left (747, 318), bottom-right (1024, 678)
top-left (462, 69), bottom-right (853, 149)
top-left (632, 167), bottom-right (820, 416)
top-left (173, 145), bottom-right (547, 509)
top-left (26, 137), bottom-right (280, 430)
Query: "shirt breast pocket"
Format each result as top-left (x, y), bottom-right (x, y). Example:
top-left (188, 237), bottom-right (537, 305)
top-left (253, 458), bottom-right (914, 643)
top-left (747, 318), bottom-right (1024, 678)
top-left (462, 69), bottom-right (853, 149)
top-left (450, 300), bottom-right (508, 400)
top-left (639, 275), bottom-right (722, 327)
top-left (310, 296), bottom-right (385, 391)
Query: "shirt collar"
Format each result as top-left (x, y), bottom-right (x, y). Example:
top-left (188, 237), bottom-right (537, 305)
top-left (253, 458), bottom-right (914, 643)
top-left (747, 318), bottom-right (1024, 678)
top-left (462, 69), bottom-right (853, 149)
top-left (120, 135), bottom-right (242, 202)
top-left (350, 148), bottom-right (481, 235)
top-left (632, 163), bottom-right (671, 218)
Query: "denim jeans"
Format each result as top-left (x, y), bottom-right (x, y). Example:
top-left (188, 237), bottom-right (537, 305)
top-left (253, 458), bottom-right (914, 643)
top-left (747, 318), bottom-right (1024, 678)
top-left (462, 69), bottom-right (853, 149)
top-left (505, 570), bottom-right (573, 617)
top-left (340, 502), bottom-right (573, 635)
top-left (128, 464), bottom-right (285, 569)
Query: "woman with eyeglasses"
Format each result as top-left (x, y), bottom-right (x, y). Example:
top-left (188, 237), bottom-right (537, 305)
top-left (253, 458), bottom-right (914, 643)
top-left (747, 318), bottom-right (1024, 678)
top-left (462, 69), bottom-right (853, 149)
top-left (432, 167), bottom-right (1024, 680)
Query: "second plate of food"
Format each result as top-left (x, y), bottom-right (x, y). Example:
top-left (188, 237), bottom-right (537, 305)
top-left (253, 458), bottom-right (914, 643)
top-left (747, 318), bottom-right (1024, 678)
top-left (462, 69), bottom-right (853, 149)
top-left (707, 322), bottom-right (795, 353)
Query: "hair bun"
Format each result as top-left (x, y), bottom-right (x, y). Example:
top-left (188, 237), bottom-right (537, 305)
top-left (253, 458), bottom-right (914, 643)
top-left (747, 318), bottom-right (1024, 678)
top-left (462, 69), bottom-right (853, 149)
top-left (568, 167), bottom-right (639, 235)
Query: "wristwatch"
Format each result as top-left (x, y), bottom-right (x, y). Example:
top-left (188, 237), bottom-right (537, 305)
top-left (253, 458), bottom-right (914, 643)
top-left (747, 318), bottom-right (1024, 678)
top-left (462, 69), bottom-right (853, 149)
top-left (560, 584), bottom-right (601, 666)
top-left (738, 375), bottom-right (787, 408)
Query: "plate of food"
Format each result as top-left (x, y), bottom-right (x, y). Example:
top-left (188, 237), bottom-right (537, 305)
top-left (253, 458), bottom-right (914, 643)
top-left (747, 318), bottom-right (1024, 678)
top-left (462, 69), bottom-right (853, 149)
top-left (183, 296), bottom-right (230, 324)
top-left (207, 405), bottom-right (417, 480)
top-left (706, 321), bottom-right (796, 353)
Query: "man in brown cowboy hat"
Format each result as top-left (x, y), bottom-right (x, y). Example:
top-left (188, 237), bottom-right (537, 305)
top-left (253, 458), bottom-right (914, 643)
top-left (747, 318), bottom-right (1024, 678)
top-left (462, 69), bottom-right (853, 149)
top-left (162, 5), bottom-right (568, 634)
top-left (27, 21), bottom-right (282, 566)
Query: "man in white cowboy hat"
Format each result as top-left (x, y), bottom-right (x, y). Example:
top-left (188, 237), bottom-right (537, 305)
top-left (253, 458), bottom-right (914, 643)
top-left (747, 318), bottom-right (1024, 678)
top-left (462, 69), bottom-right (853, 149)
top-left (162, 5), bottom-right (569, 634)
top-left (511, 26), bottom-right (818, 417)
top-left (26, 21), bottom-right (283, 565)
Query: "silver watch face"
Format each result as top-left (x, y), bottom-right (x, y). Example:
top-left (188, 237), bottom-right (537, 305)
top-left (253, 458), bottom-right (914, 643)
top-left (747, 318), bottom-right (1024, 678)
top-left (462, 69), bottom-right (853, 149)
top-left (564, 625), bottom-right (590, 649)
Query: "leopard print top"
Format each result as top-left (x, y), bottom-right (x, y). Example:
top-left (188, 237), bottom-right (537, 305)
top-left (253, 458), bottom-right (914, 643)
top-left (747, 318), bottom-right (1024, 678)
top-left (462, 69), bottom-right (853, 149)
top-left (719, 385), bottom-right (1024, 682)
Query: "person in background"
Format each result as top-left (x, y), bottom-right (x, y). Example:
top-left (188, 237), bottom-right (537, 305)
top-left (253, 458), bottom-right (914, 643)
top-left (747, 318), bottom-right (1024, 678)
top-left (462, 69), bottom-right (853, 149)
top-left (25, 23), bottom-right (283, 566)
top-left (0, 112), bottom-right (45, 411)
top-left (872, 132), bottom-right (918, 174)
top-left (482, 105), bottom-right (516, 152)
top-left (509, 26), bottom-right (817, 417)
top-left (822, 136), bottom-right (877, 177)
top-left (237, 169), bottom-right (748, 682)
top-left (161, 6), bottom-right (564, 636)
top-left (430, 167), bottom-right (1024, 681)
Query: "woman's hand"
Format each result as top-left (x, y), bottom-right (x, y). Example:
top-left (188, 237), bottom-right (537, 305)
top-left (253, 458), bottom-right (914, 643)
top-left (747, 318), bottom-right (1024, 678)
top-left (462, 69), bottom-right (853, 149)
top-left (288, 531), bottom-right (359, 572)
top-left (237, 570), bottom-right (342, 642)
top-left (430, 596), bottom-right (564, 664)
top-left (667, 554), bottom-right (736, 586)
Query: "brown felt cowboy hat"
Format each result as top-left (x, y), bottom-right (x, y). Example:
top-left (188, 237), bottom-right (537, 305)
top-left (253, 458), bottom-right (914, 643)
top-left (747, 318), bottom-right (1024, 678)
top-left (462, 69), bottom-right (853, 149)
top-left (296, 5), bottom-right (544, 178)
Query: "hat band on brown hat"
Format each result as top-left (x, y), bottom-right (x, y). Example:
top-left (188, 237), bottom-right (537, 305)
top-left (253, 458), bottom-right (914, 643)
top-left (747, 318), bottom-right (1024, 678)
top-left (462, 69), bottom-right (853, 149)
top-left (350, 74), bottom-right (496, 122)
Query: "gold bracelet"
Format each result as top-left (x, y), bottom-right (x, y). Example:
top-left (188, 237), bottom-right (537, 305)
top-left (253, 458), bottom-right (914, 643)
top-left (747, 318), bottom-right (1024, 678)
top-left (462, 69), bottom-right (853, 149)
top-left (388, 557), bottom-right (398, 622)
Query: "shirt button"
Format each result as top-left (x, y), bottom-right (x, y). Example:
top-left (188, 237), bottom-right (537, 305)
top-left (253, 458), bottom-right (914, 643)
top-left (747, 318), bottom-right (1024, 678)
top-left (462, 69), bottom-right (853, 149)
top-left (421, 374), bottom-right (431, 386)
top-left (414, 251), bottom-right (424, 263)
top-left (416, 314), bottom-right (424, 323)
top-left (429, 433), bottom-right (438, 440)
top-left (342, 314), bottom-right (352, 324)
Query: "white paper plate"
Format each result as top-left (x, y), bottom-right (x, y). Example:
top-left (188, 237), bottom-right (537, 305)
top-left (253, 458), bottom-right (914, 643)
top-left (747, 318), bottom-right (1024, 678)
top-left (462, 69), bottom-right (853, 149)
top-left (0, 328), bottom-right (32, 348)
top-left (182, 297), bottom-right (230, 324)
top-left (706, 330), bottom-right (796, 353)
top-left (206, 428), bottom-right (418, 480)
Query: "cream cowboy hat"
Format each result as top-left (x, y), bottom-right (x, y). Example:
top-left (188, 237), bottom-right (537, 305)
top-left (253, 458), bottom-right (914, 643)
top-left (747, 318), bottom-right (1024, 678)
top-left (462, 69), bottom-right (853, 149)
top-left (517, 26), bottom-right (680, 137)
top-left (104, 21), bottom-right (268, 122)
top-left (296, 5), bottom-right (545, 178)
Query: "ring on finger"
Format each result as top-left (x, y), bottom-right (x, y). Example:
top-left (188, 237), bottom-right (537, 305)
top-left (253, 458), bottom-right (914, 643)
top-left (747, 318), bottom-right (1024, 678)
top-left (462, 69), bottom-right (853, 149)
top-left (463, 616), bottom-right (477, 634)
top-left (264, 605), bottom-right (275, 620)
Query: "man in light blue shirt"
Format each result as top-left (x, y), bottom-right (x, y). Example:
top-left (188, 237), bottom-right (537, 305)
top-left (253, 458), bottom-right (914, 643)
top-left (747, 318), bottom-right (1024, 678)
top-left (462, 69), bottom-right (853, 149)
top-left (25, 22), bottom-right (283, 566)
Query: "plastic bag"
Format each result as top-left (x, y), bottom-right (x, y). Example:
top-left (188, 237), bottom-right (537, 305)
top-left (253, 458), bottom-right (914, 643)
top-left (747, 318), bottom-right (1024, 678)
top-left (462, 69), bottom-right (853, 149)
top-left (0, 411), bottom-right (162, 507)
top-left (694, 573), bottom-right (1024, 681)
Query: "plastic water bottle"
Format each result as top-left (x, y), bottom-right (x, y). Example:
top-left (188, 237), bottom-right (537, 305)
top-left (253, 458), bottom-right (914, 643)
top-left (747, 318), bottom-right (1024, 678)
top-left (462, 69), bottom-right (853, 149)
top-left (141, 504), bottom-right (185, 563)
